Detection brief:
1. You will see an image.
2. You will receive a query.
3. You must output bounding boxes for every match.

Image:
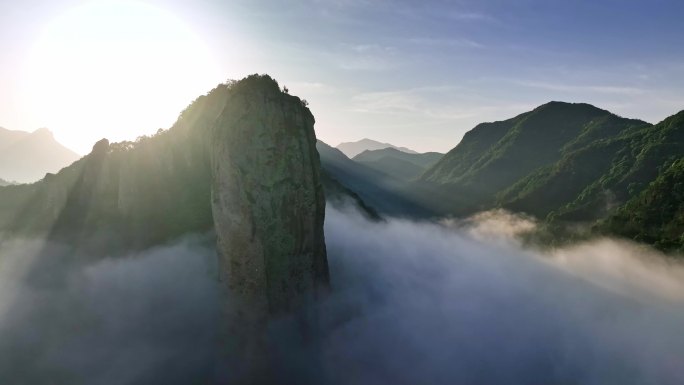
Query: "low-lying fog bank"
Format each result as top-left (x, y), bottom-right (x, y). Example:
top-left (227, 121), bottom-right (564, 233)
top-left (0, 236), bottom-right (221, 384)
top-left (0, 206), bottom-right (683, 384)
top-left (322, 206), bottom-right (684, 385)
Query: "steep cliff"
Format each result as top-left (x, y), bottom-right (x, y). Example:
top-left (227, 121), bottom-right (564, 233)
top-left (209, 77), bottom-right (329, 318)
top-left (0, 74), bottom-right (329, 313)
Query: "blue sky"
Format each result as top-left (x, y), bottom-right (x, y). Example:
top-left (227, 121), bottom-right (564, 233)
top-left (1, 0), bottom-right (684, 153)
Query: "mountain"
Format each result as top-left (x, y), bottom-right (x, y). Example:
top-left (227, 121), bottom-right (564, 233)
top-left (418, 102), bottom-right (649, 215)
top-left (353, 147), bottom-right (442, 168)
top-left (353, 147), bottom-right (443, 181)
top-left (317, 140), bottom-right (432, 217)
top-left (0, 126), bottom-right (27, 144)
top-left (320, 170), bottom-right (381, 220)
top-left (0, 74), bottom-right (330, 381)
top-left (496, 108), bottom-right (683, 220)
top-left (0, 177), bottom-right (12, 186)
top-left (336, 138), bottom-right (418, 158)
top-left (500, 109), bottom-right (684, 251)
top-left (0, 74), bottom-right (329, 306)
top-left (411, 101), bottom-right (684, 251)
top-left (600, 154), bottom-right (684, 250)
top-left (0, 127), bottom-right (80, 183)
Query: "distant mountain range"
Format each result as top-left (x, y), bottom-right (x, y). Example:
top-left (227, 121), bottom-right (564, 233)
top-left (327, 101), bottom-right (684, 252)
top-left (353, 147), bottom-right (443, 181)
top-left (336, 138), bottom-right (418, 158)
top-left (0, 127), bottom-right (79, 183)
top-left (316, 140), bottom-right (430, 217)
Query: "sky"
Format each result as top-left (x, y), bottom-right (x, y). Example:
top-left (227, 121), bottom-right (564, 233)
top-left (1, 0), bottom-right (684, 154)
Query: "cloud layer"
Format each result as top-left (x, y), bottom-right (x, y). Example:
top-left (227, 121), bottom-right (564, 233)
top-left (0, 236), bottom-right (221, 384)
top-left (0, 206), bottom-right (683, 384)
top-left (320, 207), bottom-right (684, 385)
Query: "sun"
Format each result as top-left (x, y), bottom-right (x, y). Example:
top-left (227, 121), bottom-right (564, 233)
top-left (25, 0), bottom-right (222, 154)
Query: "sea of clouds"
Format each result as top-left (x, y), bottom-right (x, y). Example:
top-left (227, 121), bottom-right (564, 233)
top-left (0, 205), bottom-right (683, 384)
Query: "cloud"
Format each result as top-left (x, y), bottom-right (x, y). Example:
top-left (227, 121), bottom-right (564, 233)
top-left (331, 43), bottom-right (398, 71)
top-left (318, 206), bottom-right (684, 385)
top-left (347, 43), bottom-right (395, 53)
top-left (444, 11), bottom-right (495, 22)
top-left (0, 235), bottom-right (221, 384)
top-left (443, 208), bottom-right (538, 241)
top-left (1, 206), bottom-right (684, 384)
top-left (514, 80), bottom-right (646, 96)
top-left (350, 86), bottom-right (534, 122)
top-left (408, 37), bottom-right (485, 49)
top-left (287, 81), bottom-right (338, 95)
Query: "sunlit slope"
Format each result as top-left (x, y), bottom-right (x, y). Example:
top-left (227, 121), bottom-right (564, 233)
top-left (0, 107), bottom-right (213, 251)
top-left (418, 102), bottom-right (649, 214)
top-left (416, 102), bottom-right (684, 251)
top-left (595, 111), bottom-right (684, 249)
top-left (0, 75), bottom-right (326, 253)
top-left (500, 110), bottom-right (684, 221)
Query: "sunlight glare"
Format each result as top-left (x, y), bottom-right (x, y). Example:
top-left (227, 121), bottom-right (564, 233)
top-left (26, 0), bottom-right (222, 154)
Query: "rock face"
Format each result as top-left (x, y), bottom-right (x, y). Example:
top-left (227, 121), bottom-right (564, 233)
top-left (0, 75), bottom-right (330, 382)
top-left (0, 74), bottom-right (330, 326)
top-left (210, 76), bottom-right (329, 317)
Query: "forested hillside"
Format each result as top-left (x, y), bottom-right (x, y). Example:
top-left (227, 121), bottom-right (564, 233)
top-left (413, 102), bottom-right (684, 251)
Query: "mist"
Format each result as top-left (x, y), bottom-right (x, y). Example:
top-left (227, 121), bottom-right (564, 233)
top-left (321, 206), bottom-right (684, 385)
top-left (0, 236), bottom-right (221, 384)
top-left (1, 206), bottom-right (684, 384)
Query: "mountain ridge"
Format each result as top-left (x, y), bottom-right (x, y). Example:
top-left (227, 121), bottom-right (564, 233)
top-left (0, 127), bottom-right (80, 183)
top-left (336, 138), bottom-right (418, 157)
top-left (352, 147), bottom-right (443, 181)
top-left (417, 101), bottom-right (649, 213)
top-left (317, 140), bottom-right (432, 217)
top-left (403, 101), bottom-right (684, 251)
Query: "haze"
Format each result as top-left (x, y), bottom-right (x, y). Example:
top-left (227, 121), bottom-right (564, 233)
top-left (2, 207), bottom-right (683, 383)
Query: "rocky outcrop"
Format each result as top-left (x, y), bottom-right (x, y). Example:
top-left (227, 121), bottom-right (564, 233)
top-left (211, 76), bottom-right (329, 318)
top-left (0, 77), bottom-right (330, 385)
top-left (0, 75), bottom-right (330, 345)
top-left (206, 77), bottom-right (330, 382)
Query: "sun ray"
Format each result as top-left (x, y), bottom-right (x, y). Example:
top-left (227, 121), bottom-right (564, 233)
top-left (24, 0), bottom-right (221, 154)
